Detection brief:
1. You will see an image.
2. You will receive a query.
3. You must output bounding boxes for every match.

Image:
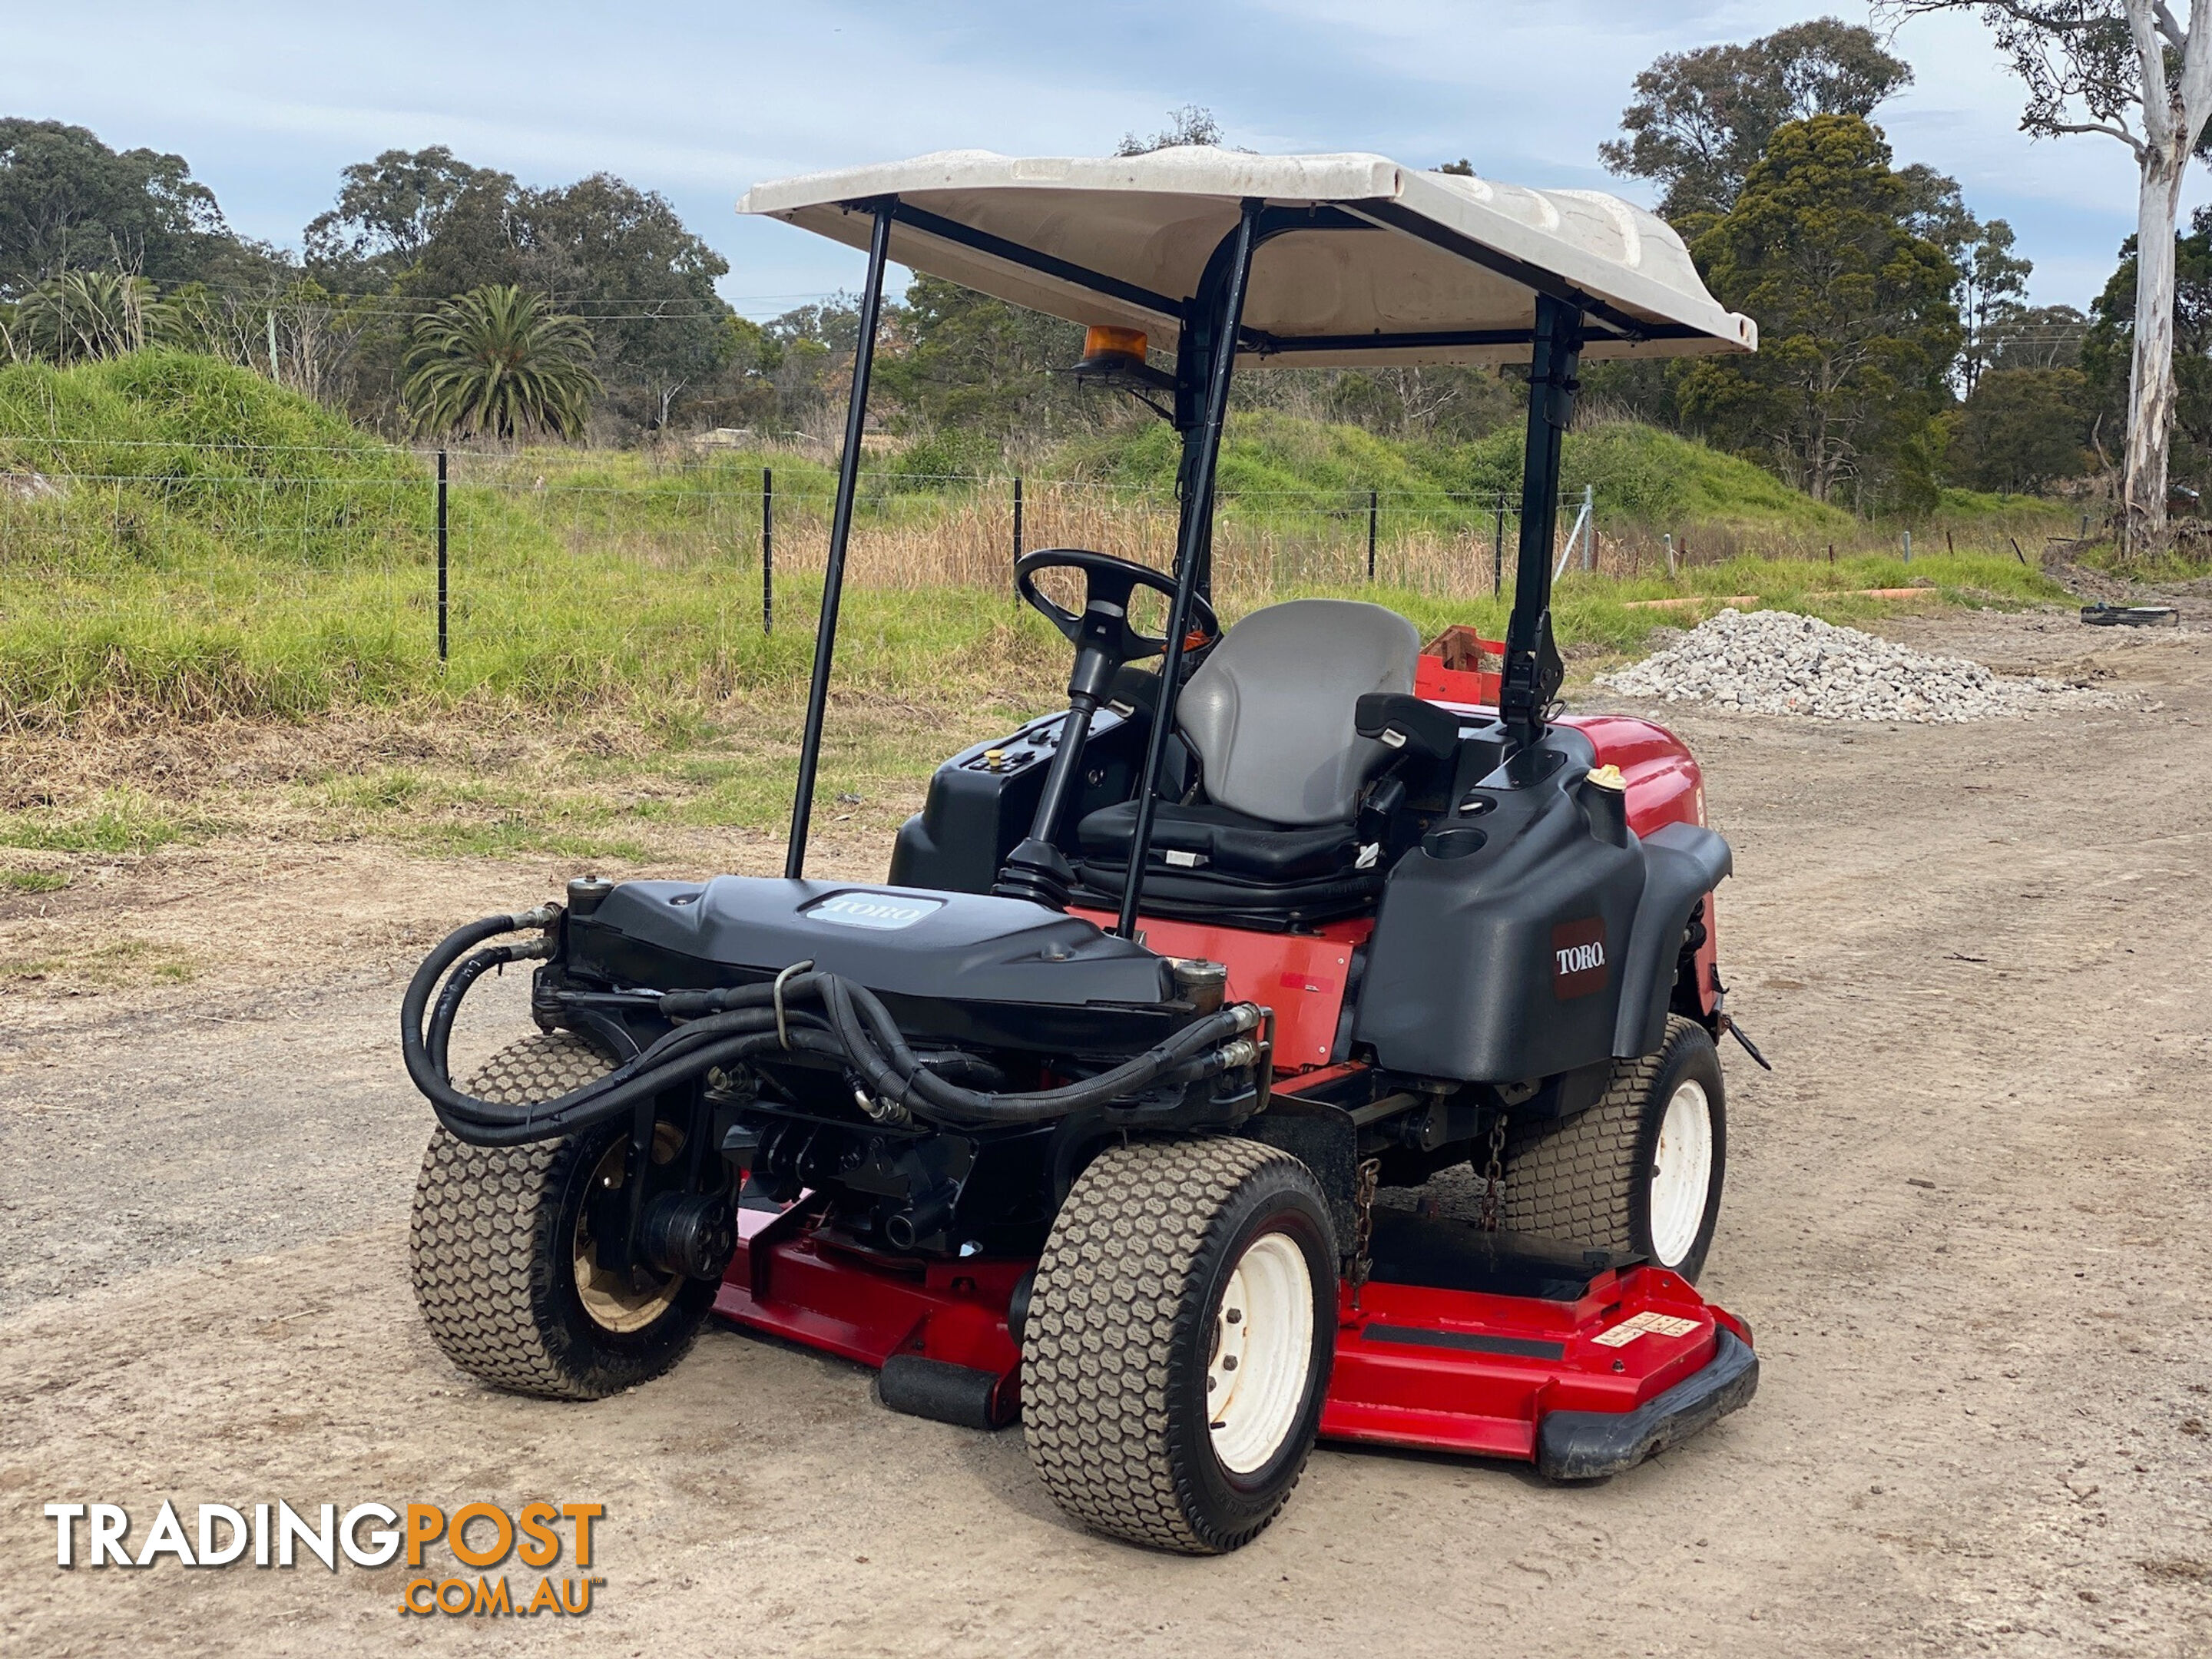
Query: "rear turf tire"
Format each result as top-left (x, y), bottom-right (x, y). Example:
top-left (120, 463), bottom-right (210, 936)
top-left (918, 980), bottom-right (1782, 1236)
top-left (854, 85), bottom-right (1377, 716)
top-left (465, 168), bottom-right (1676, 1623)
top-left (409, 1031), bottom-right (715, 1399)
top-left (1021, 1137), bottom-right (1336, 1555)
top-left (1501, 1015), bottom-right (1727, 1282)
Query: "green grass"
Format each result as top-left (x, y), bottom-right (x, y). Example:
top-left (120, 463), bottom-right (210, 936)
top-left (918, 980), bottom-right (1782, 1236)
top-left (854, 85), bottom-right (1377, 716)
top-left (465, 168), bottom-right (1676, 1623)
top-left (0, 355), bottom-right (1063, 722)
top-left (0, 790), bottom-right (184, 853)
top-left (0, 867), bottom-right (68, 893)
top-left (0, 349), bottom-right (2088, 732)
top-left (2069, 532), bottom-right (2212, 581)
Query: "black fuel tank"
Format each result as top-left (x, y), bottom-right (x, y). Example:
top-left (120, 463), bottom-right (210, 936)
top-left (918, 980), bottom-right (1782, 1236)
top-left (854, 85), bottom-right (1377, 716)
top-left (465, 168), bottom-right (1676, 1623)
top-left (1354, 730), bottom-right (1645, 1081)
top-left (570, 876), bottom-right (1174, 1021)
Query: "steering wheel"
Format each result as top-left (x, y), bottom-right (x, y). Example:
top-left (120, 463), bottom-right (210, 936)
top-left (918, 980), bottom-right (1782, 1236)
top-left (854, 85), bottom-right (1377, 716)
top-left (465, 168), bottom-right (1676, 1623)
top-left (1015, 548), bottom-right (1220, 665)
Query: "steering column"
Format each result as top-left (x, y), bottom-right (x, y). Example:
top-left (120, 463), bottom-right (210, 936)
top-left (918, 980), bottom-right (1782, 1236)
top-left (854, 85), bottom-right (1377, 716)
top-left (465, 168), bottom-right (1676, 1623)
top-left (993, 548), bottom-right (1218, 909)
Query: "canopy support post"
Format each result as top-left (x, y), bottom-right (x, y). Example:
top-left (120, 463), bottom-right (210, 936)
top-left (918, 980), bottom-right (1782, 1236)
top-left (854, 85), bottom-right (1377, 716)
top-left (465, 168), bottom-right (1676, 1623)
top-left (786, 199), bottom-right (893, 879)
top-left (1500, 293), bottom-right (1584, 755)
top-left (1116, 199), bottom-right (1261, 939)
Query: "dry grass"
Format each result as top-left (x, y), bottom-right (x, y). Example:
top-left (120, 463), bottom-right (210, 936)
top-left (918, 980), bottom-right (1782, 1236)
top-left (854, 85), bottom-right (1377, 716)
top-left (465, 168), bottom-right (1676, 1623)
top-left (0, 683), bottom-right (1059, 876)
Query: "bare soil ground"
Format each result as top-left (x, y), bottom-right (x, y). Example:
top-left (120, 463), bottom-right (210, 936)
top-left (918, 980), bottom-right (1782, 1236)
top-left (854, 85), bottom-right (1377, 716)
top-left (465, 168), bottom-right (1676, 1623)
top-left (2, 604), bottom-right (2209, 1658)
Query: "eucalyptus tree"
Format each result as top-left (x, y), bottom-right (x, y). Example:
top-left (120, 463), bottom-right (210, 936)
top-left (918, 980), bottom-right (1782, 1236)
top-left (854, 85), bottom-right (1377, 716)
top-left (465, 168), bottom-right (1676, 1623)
top-left (1603, 18), bottom-right (1916, 225)
top-left (1884, 0), bottom-right (2212, 541)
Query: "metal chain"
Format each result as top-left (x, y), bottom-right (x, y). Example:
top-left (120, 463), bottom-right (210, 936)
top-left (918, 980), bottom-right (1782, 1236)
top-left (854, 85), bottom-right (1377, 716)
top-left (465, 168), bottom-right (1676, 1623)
top-left (1478, 1114), bottom-right (1508, 1233)
top-left (1349, 1156), bottom-right (1382, 1307)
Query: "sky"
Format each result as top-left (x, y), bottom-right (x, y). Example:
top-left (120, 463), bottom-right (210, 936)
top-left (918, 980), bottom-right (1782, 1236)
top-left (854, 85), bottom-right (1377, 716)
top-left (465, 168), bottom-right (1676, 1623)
top-left (1, 0), bottom-right (2154, 316)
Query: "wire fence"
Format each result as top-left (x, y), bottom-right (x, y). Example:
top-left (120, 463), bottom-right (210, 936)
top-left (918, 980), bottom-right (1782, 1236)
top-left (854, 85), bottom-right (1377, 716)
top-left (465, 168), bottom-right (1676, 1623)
top-left (0, 443), bottom-right (1620, 671)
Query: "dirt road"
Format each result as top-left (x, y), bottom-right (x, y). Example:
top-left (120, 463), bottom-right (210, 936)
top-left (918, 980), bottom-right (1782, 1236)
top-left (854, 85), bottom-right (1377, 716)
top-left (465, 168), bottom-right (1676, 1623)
top-left (3, 608), bottom-right (2208, 1657)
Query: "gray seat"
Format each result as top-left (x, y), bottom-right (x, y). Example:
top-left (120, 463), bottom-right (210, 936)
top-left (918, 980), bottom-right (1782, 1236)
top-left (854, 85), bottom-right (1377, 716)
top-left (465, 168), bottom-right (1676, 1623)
top-left (1174, 598), bottom-right (1421, 824)
top-left (1073, 600), bottom-right (1420, 923)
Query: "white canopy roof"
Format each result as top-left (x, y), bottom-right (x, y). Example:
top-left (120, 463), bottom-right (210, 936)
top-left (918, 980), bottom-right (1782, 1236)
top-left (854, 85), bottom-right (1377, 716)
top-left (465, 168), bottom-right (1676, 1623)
top-left (739, 148), bottom-right (1755, 367)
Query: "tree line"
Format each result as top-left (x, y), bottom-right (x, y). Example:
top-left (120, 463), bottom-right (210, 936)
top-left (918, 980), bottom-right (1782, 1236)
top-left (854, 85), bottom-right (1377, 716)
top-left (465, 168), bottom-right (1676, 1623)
top-left (0, 19), bottom-right (2184, 532)
top-left (0, 124), bottom-right (836, 442)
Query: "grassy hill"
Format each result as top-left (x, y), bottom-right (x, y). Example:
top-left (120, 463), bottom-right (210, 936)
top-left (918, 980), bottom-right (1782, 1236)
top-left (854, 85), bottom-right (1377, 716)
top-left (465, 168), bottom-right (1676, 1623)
top-left (0, 350), bottom-right (2070, 732)
top-left (1061, 408), bottom-right (1859, 536)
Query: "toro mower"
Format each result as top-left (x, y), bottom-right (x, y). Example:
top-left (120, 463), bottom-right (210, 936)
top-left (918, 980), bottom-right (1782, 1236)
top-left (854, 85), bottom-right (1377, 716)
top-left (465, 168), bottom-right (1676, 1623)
top-left (403, 148), bottom-right (1764, 1554)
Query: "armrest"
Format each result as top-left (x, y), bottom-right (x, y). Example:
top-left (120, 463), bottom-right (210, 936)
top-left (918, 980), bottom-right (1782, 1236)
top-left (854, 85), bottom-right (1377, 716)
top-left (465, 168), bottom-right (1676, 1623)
top-left (1355, 692), bottom-right (1459, 762)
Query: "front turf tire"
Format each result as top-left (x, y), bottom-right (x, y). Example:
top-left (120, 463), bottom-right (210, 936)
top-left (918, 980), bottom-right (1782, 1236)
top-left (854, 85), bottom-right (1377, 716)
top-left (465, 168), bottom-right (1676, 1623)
top-left (1501, 1015), bottom-right (1727, 1282)
top-left (409, 1031), bottom-right (716, 1400)
top-left (1022, 1137), bottom-right (1336, 1555)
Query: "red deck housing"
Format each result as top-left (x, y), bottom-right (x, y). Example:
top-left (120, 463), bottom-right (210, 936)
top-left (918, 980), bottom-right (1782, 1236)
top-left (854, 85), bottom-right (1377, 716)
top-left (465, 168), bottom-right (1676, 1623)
top-left (1323, 1263), bottom-right (1748, 1457)
top-left (715, 1207), bottom-right (1752, 1464)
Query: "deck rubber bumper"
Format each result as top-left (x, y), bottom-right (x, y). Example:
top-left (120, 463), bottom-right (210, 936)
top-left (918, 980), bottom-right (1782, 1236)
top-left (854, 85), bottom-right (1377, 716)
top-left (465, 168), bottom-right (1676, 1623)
top-left (1537, 1329), bottom-right (1759, 1481)
top-left (878, 1355), bottom-right (1016, 1431)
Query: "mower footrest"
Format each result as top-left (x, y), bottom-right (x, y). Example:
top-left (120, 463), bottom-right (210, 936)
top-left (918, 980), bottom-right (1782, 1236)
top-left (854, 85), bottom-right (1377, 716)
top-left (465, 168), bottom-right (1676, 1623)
top-left (1537, 1328), bottom-right (1758, 1480)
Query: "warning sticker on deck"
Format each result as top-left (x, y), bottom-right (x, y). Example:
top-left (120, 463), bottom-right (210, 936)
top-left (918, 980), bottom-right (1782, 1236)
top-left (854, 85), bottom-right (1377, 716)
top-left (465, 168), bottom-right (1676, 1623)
top-left (1593, 1311), bottom-right (1700, 1347)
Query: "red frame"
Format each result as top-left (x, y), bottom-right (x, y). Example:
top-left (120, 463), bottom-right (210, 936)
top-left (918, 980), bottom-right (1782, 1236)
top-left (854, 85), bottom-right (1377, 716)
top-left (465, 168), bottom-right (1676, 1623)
top-left (716, 1207), bottom-right (1025, 1417)
top-left (710, 668), bottom-right (1742, 1461)
top-left (1068, 909), bottom-right (1369, 1069)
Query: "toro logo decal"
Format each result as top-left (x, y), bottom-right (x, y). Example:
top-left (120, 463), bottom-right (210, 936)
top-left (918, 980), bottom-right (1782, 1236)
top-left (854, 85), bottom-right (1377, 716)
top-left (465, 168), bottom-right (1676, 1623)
top-left (803, 892), bottom-right (944, 931)
top-left (1550, 917), bottom-right (1608, 999)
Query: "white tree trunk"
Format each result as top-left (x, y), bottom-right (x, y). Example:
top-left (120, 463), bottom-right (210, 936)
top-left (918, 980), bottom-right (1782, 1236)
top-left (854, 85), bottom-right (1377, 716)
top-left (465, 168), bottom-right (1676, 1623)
top-left (2127, 139), bottom-right (2189, 543)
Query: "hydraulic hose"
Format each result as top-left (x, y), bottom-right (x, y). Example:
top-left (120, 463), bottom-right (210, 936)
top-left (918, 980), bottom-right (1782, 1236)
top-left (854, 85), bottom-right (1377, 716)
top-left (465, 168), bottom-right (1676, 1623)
top-left (402, 910), bottom-right (1263, 1146)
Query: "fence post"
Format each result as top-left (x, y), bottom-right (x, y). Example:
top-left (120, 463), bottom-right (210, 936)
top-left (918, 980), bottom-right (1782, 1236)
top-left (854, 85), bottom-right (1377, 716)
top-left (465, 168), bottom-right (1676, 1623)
top-left (1580, 483), bottom-right (1595, 572)
top-left (761, 466), bottom-right (774, 634)
top-left (1492, 501), bottom-right (1505, 596)
top-left (1902, 528), bottom-right (1912, 565)
top-left (1553, 487), bottom-right (1594, 582)
top-left (1664, 532), bottom-right (1677, 579)
top-left (1366, 488), bottom-right (1378, 581)
top-left (1013, 475), bottom-right (1024, 565)
top-left (435, 449), bottom-right (448, 664)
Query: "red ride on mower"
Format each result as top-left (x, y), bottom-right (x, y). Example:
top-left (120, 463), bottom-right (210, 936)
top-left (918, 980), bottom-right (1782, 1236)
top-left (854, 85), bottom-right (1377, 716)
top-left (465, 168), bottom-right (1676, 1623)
top-left (403, 149), bottom-right (1767, 1554)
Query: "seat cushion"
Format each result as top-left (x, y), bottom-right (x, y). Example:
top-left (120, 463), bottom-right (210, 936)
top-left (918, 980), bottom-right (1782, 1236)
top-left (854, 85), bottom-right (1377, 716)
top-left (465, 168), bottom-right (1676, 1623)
top-left (1075, 799), bottom-right (1363, 882)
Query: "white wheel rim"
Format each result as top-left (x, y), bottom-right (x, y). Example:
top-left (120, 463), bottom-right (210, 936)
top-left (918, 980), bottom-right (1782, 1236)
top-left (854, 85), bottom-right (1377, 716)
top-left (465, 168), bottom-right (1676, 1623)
top-left (1206, 1230), bottom-right (1314, 1475)
top-left (1647, 1079), bottom-right (1714, 1269)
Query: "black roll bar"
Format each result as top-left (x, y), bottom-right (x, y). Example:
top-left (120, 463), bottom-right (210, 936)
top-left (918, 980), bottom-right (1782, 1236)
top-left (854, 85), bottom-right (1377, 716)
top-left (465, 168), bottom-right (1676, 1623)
top-left (785, 199), bottom-right (894, 879)
top-left (1498, 292), bottom-right (1584, 750)
top-left (1115, 199), bottom-right (1263, 939)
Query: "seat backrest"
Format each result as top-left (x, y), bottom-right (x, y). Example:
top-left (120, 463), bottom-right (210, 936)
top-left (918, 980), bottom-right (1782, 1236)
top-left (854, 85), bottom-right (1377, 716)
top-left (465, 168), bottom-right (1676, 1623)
top-left (1176, 598), bottom-right (1419, 826)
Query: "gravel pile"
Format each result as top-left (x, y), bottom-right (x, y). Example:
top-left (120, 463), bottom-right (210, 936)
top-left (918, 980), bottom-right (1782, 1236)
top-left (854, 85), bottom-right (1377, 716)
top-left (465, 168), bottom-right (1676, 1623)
top-left (1595, 607), bottom-right (2104, 723)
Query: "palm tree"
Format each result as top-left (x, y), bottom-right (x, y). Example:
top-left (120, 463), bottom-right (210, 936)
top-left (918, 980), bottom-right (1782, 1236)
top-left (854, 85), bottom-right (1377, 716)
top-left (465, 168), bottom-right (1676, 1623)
top-left (9, 270), bottom-right (179, 364)
top-left (404, 286), bottom-right (599, 441)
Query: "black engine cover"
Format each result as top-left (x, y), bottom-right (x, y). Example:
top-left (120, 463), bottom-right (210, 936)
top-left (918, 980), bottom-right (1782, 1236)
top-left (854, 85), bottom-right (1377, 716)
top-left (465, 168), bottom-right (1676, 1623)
top-left (565, 877), bottom-right (1177, 1053)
